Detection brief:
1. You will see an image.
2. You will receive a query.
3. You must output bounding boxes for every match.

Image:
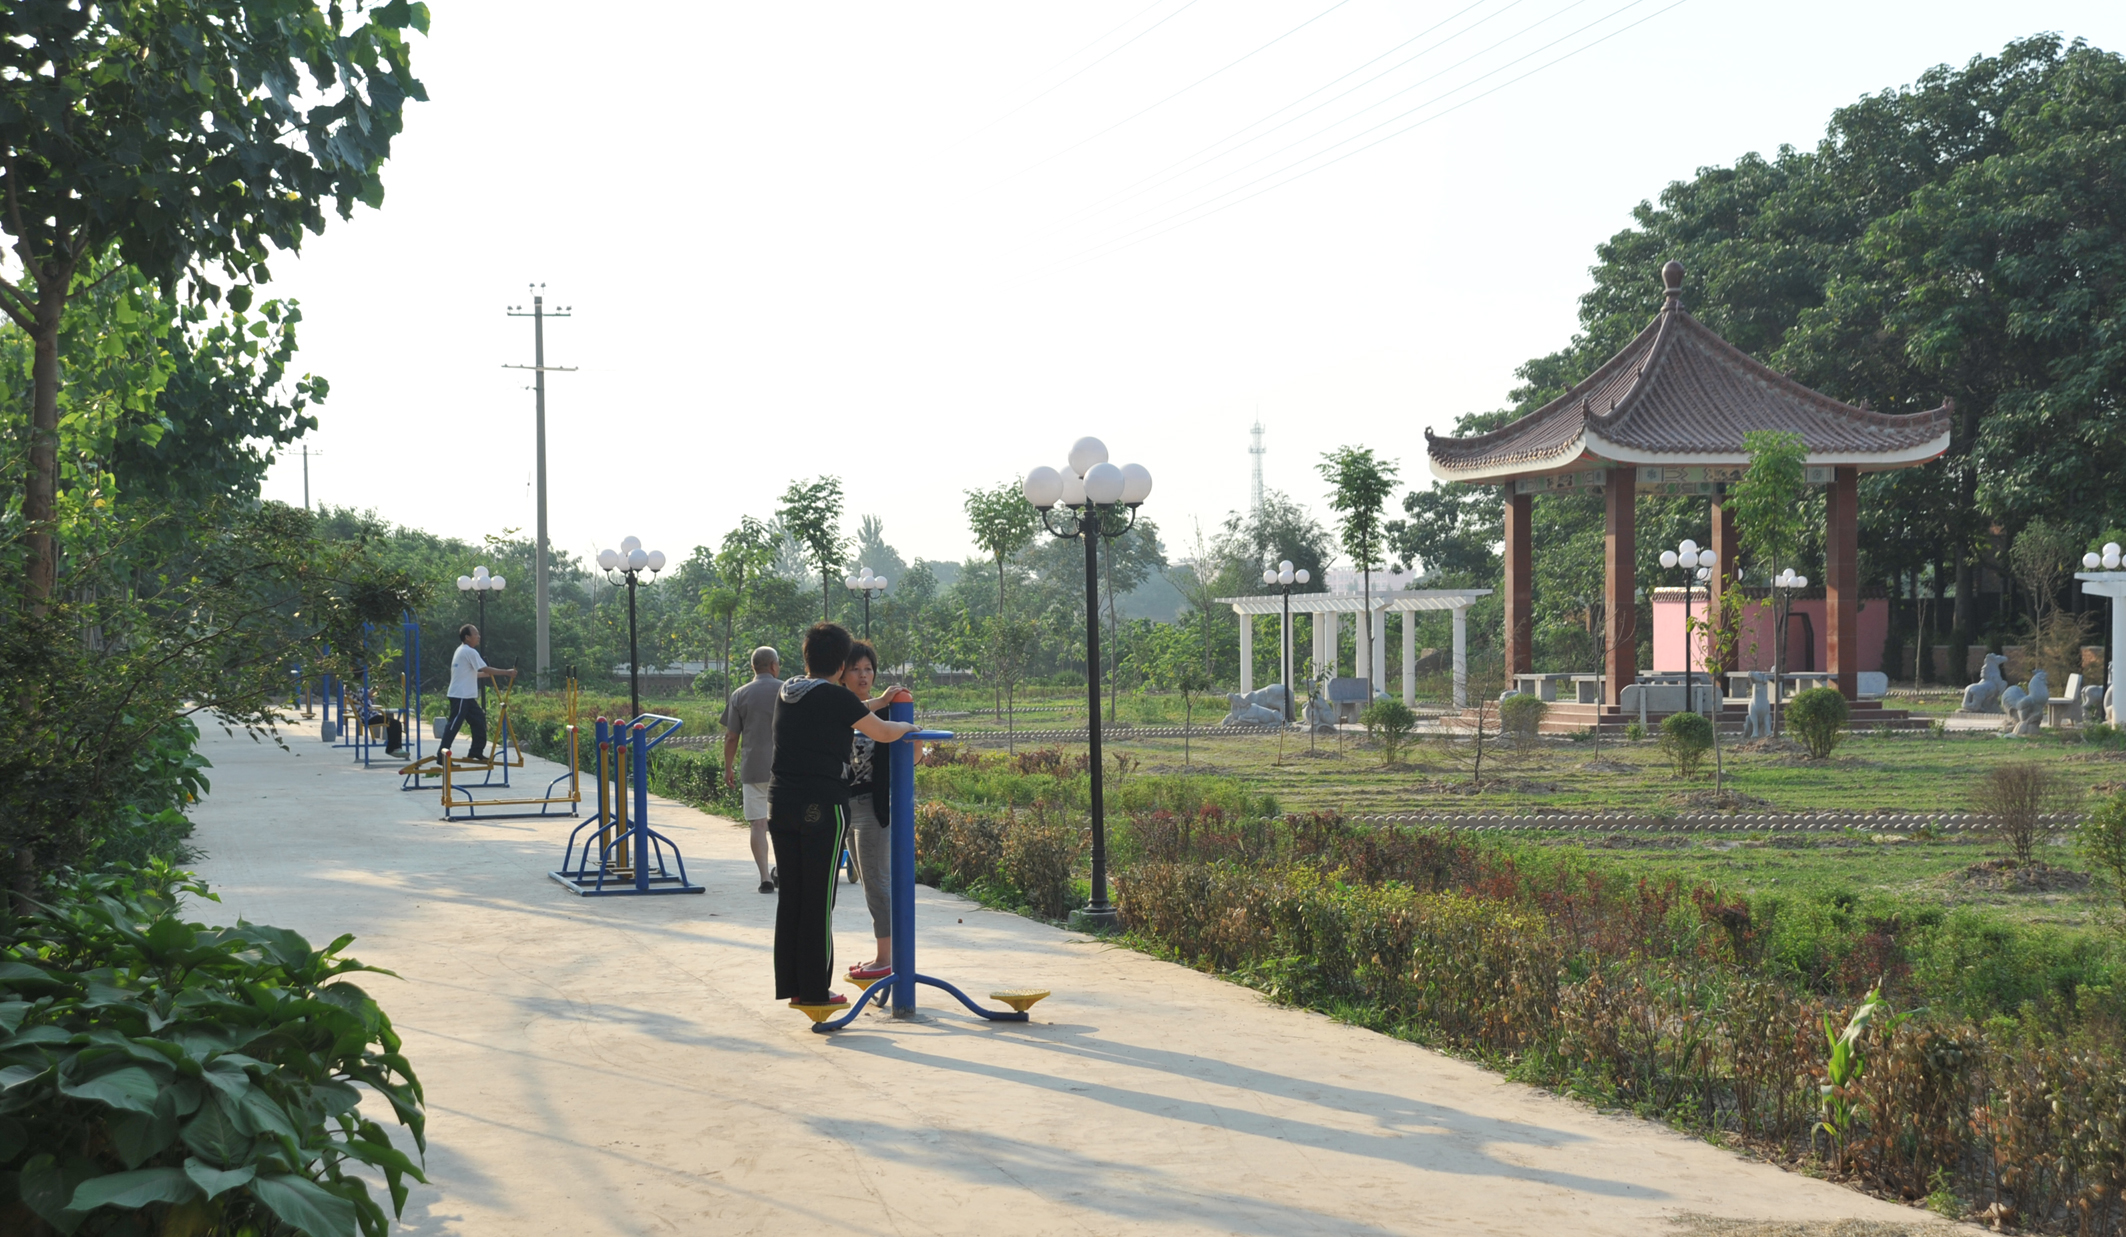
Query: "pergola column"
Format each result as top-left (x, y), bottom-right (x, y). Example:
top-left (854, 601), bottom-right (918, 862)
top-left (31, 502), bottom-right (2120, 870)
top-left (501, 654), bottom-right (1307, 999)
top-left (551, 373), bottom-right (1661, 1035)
top-left (1604, 471), bottom-right (1636, 707)
top-left (1827, 465), bottom-right (1860, 700)
top-left (1504, 488), bottom-right (1533, 688)
top-left (1371, 608), bottom-right (1387, 696)
top-left (1238, 609), bottom-right (1253, 694)
top-left (1709, 494), bottom-right (1737, 677)
top-left (1452, 606), bottom-right (1468, 708)
top-left (1402, 610), bottom-right (1416, 707)
top-left (1323, 612), bottom-right (1340, 677)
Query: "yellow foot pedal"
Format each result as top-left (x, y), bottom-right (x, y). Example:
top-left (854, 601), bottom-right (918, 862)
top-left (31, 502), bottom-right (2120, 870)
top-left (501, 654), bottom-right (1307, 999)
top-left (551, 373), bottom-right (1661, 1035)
top-left (788, 1001), bottom-right (848, 1024)
top-left (989, 989), bottom-right (1050, 1014)
top-left (844, 972), bottom-right (890, 991)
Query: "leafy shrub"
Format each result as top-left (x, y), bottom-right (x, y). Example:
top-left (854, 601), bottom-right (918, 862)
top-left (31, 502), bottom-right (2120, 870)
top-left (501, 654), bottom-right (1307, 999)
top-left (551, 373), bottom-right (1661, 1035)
top-left (1974, 762), bottom-right (2075, 865)
top-left (2081, 790), bottom-right (2126, 931)
top-left (1001, 805), bottom-right (1084, 919)
top-left (1657, 711), bottom-right (1713, 776)
top-left (1624, 720), bottom-right (1645, 743)
top-left (1788, 687), bottom-right (1849, 759)
top-left (0, 864), bottom-right (426, 1236)
top-left (1497, 694), bottom-right (1547, 751)
top-left (1359, 699), bottom-right (1418, 765)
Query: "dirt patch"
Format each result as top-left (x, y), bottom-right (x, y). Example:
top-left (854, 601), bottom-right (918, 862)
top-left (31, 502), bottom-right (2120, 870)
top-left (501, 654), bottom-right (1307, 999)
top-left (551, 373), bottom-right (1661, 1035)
top-left (1955, 859), bottom-right (2092, 892)
top-left (1598, 833), bottom-right (1692, 850)
top-left (1577, 759), bottom-right (1639, 774)
top-left (1729, 736), bottom-right (1807, 756)
top-left (1669, 789), bottom-right (1776, 811)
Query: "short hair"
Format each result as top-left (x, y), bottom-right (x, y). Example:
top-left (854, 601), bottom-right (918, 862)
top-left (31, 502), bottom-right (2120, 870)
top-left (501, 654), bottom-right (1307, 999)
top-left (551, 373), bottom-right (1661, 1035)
top-left (844, 640), bottom-right (878, 674)
top-left (802, 622), bottom-right (853, 677)
top-left (751, 646), bottom-right (779, 673)
top-left (459, 624), bottom-right (477, 644)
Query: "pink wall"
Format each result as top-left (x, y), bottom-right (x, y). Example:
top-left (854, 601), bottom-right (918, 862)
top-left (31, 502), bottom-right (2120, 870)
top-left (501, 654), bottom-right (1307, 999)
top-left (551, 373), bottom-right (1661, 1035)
top-left (1652, 588), bottom-right (1886, 674)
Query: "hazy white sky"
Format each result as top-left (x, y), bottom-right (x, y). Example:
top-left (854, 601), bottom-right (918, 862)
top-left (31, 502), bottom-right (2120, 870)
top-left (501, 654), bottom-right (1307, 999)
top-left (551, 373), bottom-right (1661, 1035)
top-left (257, 1), bottom-right (2124, 573)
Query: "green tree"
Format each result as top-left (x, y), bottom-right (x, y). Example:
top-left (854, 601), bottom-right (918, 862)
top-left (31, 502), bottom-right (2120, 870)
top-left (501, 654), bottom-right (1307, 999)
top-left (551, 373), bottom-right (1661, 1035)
top-left (964, 481), bottom-right (1040, 715)
top-left (1150, 622), bottom-right (1212, 764)
top-left (777, 477), bottom-right (846, 621)
top-left (0, 0), bottom-right (427, 603)
top-left (1728, 430), bottom-right (1810, 722)
top-left (1317, 446), bottom-right (1400, 683)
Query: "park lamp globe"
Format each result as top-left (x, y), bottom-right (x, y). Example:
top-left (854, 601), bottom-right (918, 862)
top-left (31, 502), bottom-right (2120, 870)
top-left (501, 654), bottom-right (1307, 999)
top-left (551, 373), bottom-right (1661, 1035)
top-left (1022, 466), bottom-right (1063, 509)
top-left (2086, 543), bottom-right (2124, 570)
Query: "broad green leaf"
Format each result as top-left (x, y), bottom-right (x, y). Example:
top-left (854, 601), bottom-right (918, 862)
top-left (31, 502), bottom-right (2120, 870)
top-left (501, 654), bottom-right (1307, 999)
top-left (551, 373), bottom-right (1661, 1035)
top-left (252, 1173), bottom-right (359, 1237)
top-left (69, 1166), bottom-right (199, 1210)
top-left (59, 1065), bottom-right (161, 1113)
top-left (183, 1157), bottom-right (256, 1200)
top-left (0, 1001), bottom-right (29, 1033)
top-left (108, 1106), bottom-right (179, 1169)
top-left (0, 960), bottom-right (62, 991)
top-left (19, 1155), bottom-right (89, 1234)
top-left (180, 1097), bottom-right (251, 1165)
top-left (240, 1088), bottom-right (303, 1142)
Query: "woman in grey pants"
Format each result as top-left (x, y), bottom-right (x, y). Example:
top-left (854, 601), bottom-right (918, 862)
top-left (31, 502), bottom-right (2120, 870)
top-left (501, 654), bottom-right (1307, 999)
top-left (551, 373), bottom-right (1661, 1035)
top-left (841, 642), bottom-right (908, 982)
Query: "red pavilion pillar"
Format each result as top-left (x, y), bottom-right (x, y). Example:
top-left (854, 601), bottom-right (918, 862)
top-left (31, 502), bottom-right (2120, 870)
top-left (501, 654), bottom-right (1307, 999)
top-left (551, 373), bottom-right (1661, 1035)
top-left (1605, 471), bottom-right (1637, 707)
top-left (1826, 465), bottom-right (1860, 700)
top-left (1504, 488), bottom-right (1533, 689)
top-left (1708, 495), bottom-right (1737, 678)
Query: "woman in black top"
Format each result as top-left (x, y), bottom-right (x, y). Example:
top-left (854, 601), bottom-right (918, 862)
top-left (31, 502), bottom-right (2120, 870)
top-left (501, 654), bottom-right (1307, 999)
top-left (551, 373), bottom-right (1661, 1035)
top-left (769, 622), bottom-right (918, 1007)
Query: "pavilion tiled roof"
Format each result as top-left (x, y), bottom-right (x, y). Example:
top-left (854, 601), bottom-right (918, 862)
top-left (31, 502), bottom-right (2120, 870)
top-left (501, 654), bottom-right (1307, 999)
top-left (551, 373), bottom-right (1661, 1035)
top-left (1426, 263), bottom-right (1952, 482)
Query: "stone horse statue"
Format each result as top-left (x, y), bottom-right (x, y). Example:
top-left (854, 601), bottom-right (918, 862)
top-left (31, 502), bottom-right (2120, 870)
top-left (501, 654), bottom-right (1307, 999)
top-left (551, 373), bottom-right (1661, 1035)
top-left (1742, 670), bottom-right (1774, 741)
top-left (2000, 669), bottom-right (2049, 737)
top-left (1962, 653), bottom-right (2009, 713)
top-left (1220, 684), bottom-right (1288, 727)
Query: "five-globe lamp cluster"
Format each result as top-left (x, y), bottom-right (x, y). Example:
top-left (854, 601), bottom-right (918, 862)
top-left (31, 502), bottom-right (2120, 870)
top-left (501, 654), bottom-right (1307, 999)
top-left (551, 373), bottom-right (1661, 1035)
top-left (597, 536), bottom-right (666, 584)
top-left (1262, 560), bottom-right (1310, 589)
top-left (1021, 438), bottom-right (1153, 512)
top-left (2084, 543), bottom-right (2124, 571)
top-left (844, 566), bottom-right (889, 595)
top-left (1659, 538), bottom-right (1719, 582)
top-left (457, 566), bottom-right (506, 594)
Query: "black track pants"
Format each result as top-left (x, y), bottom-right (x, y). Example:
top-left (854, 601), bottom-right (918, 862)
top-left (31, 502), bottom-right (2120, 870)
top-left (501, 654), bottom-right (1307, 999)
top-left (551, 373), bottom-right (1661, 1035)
top-left (438, 696), bottom-right (487, 760)
top-left (770, 800), bottom-right (847, 1003)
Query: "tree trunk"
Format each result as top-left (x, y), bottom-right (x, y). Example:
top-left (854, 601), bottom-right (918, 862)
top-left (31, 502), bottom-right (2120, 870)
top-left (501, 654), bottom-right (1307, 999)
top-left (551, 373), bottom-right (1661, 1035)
top-left (11, 844), bottom-right (35, 916)
top-left (25, 269), bottom-right (68, 608)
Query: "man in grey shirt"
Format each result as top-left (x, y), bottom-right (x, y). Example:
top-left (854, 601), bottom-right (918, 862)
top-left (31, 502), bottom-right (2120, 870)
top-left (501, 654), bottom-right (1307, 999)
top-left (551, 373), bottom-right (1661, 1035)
top-left (721, 646), bottom-right (782, 893)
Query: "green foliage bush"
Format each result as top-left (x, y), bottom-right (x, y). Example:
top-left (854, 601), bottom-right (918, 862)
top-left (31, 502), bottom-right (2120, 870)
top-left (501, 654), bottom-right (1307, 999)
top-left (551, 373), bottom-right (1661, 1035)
top-left (1359, 699), bottom-right (1418, 765)
top-left (1788, 687), bottom-right (1849, 759)
top-left (2079, 790), bottom-right (2126, 931)
top-left (912, 752), bottom-right (1277, 820)
top-left (1624, 720), bottom-right (1645, 743)
top-left (912, 804), bottom-right (1085, 920)
top-left (1497, 694), bottom-right (1547, 750)
top-left (1657, 711), bottom-right (1713, 776)
top-left (0, 864), bottom-right (425, 1236)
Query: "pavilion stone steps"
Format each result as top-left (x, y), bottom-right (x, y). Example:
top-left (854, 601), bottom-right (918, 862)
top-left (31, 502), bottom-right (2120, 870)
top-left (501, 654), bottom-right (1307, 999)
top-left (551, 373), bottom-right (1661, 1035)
top-left (1450, 698), bottom-right (1926, 735)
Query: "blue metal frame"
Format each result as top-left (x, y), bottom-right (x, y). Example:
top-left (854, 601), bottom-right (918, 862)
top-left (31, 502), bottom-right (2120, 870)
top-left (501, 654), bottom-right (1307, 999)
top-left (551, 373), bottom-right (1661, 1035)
top-left (810, 703), bottom-right (1028, 1032)
top-left (549, 714), bottom-right (702, 894)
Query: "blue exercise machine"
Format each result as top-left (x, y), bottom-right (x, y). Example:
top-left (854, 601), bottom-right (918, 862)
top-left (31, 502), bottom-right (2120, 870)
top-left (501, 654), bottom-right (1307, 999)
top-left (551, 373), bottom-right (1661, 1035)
top-left (548, 714), bottom-right (698, 893)
top-left (802, 700), bottom-right (1046, 1031)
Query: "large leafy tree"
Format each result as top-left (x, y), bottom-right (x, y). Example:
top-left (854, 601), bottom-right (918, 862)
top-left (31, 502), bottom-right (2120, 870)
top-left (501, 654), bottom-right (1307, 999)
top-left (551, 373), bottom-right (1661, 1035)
top-left (0, 0), bottom-right (427, 603)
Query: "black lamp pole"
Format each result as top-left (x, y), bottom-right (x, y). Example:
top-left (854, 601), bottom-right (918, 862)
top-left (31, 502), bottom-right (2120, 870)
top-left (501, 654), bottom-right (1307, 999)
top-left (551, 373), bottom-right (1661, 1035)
top-left (626, 571), bottom-right (641, 721)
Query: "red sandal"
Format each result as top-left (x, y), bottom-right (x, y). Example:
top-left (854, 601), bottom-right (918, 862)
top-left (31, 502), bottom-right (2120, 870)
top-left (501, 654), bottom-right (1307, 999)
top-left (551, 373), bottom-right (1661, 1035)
top-left (847, 962), bottom-right (892, 981)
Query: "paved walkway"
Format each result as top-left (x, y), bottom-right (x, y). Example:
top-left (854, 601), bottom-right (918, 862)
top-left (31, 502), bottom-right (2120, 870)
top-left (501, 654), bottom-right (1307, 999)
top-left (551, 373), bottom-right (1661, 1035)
top-left (187, 723), bottom-right (1953, 1236)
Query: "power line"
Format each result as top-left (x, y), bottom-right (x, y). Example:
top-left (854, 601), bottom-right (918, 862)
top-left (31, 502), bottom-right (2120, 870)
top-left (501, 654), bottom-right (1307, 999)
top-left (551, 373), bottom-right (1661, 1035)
top-left (1085, 0), bottom-right (1614, 243)
top-left (1031, 0), bottom-right (1509, 237)
top-left (989, 0), bottom-right (1358, 190)
top-left (1046, 0), bottom-right (1688, 272)
top-left (953, 0), bottom-right (1202, 148)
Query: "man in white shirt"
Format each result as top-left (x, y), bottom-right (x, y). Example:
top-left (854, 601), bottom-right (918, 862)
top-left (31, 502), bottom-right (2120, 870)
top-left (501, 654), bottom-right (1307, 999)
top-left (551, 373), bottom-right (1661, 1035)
top-left (438, 625), bottom-right (515, 762)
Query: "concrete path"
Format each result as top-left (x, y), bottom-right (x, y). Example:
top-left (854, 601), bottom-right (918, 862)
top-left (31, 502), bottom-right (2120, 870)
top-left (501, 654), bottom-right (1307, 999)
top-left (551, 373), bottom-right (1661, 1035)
top-left (186, 723), bottom-right (1951, 1236)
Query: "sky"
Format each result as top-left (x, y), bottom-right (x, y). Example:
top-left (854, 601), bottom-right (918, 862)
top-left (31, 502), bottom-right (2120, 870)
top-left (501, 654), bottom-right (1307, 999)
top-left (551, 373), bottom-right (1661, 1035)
top-left (256, 0), bottom-right (2126, 576)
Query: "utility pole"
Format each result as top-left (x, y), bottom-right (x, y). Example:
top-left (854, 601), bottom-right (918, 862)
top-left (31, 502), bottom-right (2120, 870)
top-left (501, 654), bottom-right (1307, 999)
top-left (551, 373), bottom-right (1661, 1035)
top-left (300, 445), bottom-right (323, 512)
top-left (503, 286), bottom-right (576, 691)
top-left (1249, 416), bottom-right (1266, 515)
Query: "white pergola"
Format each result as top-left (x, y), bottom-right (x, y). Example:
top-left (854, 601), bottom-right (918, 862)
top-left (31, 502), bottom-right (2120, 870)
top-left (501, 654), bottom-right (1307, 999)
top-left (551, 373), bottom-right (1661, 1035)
top-left (1214, 589), bottom-right (1492, 708)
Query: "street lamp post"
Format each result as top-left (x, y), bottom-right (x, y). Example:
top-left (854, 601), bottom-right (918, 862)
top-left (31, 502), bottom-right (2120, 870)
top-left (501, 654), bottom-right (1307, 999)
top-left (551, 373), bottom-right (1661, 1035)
top-left (843, 567), bottom-right (889, 642)
top-left (1260, 559), bottom-right (1311, 722)
top-left (1658, 538), bottom-right (1718, 717)
top-left (597, 537), bottom-right (666, 720)
top-left (1023, 438), bottom-right (1153, 934)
